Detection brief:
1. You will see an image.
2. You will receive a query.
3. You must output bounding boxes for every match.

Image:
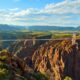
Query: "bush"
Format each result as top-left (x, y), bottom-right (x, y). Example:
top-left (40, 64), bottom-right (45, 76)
top-left (0, 68), bottom-right (10, 80)
top-left (64, 76), bottom-right (72, 80)
top-left (0, 56), bottom-right (7, 61)
top-left (33, 72), bottom-right (49, 80)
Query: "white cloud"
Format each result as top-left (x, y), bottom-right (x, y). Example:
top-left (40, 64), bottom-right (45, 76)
top-left (43, 0), bottom-right (80, 14)
top-left (9, 8), bottom-right (19, 11)
top-left (11, 0), bottom-right (80, 16)
top-left (13, 8), bottom-right (39, 17)
top-left (0, 0), bottom-right (80, 26)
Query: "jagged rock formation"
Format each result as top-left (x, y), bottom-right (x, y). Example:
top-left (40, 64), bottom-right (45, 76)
top-left (0, 39), bottom-right (80, 80)
top-left (0, 50), bottom-right (48, 80)
top-left (32, 40), bottom-right (80, 80)
top-left (8, 38), bottom-right (49, 59)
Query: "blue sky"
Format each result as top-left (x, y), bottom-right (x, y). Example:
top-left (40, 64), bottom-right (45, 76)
top-left (0, 0), bottom-right (80, 27)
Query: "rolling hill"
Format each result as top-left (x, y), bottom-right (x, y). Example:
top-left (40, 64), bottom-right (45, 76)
top-left (0, 24), bottom-right (80, 31)
top-left (0, 24), bottom-right (26, 31)
top-left (28, 26), bottom-right (80, 31)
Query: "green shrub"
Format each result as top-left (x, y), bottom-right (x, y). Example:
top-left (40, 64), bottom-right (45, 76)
top-left (0, 56), bottom-right (7, 61)
top-left (33, 72), bottom-right (49, 80)
top-left (0, 49), bottom-right (8, 53)
top-left (0, 68), bottom-right (10, 80)
top-left (0, 68), bottom-right (8, 77)
top-left (64, 76), bottom-right (72, 80)
top-left (0, 62), bottom-right (8, 69)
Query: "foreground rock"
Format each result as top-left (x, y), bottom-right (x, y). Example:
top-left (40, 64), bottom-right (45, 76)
top-left (0, 39), bottom-right (80, 80)
top-left (32, 40), bottom-right (80, 80)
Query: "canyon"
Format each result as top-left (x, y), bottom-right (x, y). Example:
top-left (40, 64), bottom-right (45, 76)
top-left (0, 38), bottom-right (80, 80)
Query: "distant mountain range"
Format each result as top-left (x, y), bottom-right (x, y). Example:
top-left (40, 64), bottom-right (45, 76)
top-left (28, 26), bottom-right (80, 31)
top-left (0, 24), bottom-right (80, 31)
top-left (0, 24), bottom-right (26, 30)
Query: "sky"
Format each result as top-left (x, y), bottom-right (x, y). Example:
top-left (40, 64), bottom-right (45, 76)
top-left (0, 0), bottom-right (80, 27)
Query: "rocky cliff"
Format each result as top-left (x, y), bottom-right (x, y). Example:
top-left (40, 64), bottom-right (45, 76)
top-left (32, 39), bottom-right (80, 80)
top-left (0, 39), bottom-right (80, 80)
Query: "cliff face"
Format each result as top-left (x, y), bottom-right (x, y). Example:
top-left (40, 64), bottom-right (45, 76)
top-left (32, 40), bottom-right (80, 80)
top-left (0, 39), bottom-right (80, 80)
top-left (8, 35), bottom-right (51, 59)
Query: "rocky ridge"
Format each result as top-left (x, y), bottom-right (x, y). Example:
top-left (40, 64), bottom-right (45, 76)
top-left (0, 39), bottom-right (80, 80)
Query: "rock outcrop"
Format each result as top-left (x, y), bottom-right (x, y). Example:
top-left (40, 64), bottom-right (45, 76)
top-left (32, 40), bottom-right (80, 80)
top-left (0, 39), bottom-right (80, 80)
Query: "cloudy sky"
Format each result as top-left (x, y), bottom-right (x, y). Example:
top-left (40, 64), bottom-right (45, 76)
top-left (0, 0), bottom-right (80, 27)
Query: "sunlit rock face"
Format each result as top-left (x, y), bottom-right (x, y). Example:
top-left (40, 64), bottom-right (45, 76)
top-left (8, 35), bottom-right (52, 59)
top-left (32, 40), bottom-right (80, 80)
top-left (2, 39), bottom-right (80, 80)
